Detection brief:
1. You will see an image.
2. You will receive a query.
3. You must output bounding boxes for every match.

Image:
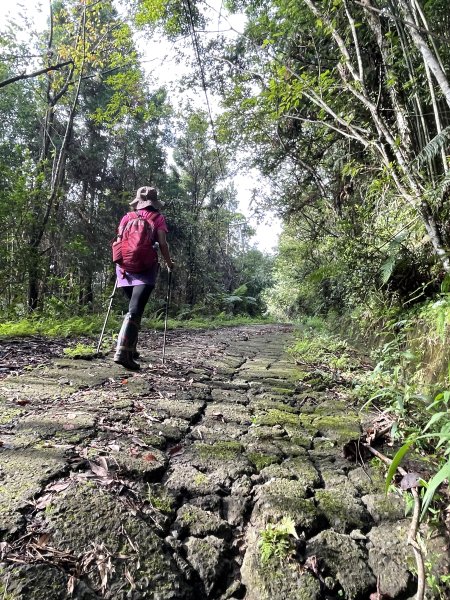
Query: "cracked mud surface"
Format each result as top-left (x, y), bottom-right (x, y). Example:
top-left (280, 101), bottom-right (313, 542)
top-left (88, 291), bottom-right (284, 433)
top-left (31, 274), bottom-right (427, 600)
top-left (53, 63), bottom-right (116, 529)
top-left (0, 325), bottom-right (448, 599)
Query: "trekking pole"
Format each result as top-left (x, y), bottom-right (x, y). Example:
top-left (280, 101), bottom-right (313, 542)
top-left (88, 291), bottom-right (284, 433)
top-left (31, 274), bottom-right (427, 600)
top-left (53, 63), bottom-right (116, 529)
top-left (162, 269), bottom-right (172, 365)
top-left (96, 279), bottom-right (118, 355)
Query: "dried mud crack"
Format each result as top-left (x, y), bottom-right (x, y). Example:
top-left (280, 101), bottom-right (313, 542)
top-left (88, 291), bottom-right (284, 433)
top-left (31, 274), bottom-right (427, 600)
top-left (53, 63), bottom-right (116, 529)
top-left (0, 325), bottom-right (448, 599)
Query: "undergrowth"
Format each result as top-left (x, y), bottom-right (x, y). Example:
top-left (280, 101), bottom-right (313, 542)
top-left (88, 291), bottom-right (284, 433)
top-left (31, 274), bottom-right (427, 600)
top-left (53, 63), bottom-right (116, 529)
top-left (292, 311), bottom-right (450, 533)
top-left (0, 313), bottom-right (275, 338)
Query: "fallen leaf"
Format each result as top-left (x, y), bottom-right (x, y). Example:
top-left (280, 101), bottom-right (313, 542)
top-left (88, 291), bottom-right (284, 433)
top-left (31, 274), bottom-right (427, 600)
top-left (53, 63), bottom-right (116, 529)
top-left (46, 481), bottom-right (71, 493)
top-left (108, 443), bottom-right (120, 452)
top-left (142, 453), bottom-right (156, 462)
top-left (15, 398), bottom-right (31, 406)
top-left (36, 533), bottom-right (51, 547)
top-left (121, 378), bottom-right (128, 385)
top-left (131, 437), bottom-right (148, 448)
top-left (400, 472), bottom-right (421, 490)
top-left (168, 444), bottom-right (183, 457)
top-left (89, 460), bottom-right (108, 478)
top-left (0, 541), bottom-right (10, 559)
top-left (63, 423), bottom-right (76, 430)
top-left (35, 493), bottom-right (53, 510)
top-left (67, 575), bottom-right (76, 595)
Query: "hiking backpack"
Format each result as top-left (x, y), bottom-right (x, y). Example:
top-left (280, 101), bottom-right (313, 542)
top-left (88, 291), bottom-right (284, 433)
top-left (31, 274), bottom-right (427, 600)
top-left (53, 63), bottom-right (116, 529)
top-left (112, 211), bottom-right (158, 274)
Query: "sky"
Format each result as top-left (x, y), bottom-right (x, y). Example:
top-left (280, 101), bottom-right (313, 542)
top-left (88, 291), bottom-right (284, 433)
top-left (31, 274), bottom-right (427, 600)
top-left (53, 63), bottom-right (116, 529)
top-left (0, 0), bottom-right (282, 253)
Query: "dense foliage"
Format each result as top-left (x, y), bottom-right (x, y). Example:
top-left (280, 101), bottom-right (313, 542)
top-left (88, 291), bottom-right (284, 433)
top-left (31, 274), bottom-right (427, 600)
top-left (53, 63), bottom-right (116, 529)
top-left (0, 0), bottom-right (271, 322)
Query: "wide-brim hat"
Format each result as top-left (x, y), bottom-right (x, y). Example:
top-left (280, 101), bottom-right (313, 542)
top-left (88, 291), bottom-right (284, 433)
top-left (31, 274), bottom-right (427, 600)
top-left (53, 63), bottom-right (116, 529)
top-left (130, 186), bottom-right (165, 211)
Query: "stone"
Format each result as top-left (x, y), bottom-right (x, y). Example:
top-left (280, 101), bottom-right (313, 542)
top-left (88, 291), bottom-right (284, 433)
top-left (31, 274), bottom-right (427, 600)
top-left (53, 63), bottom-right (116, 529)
top-left (42, 482), bottom-right (193, 599)
top-left (184, 535), bottom-right (227, 596)
top-left (252, 479), bottom-right (320, 534)
top-left (315, 489), bottom-right (371, 533)
top-left (175, 504), bottom-right (231, 539)
top-left (367, 521), bottom-right (415, 598)
top-left (241, 527), bottom-right (321, 600)
top-left (0, 564), bottom-right (99, 599)
top-left (306, 529), bottom-right (376, 599)
top-left (361, 493), bottom-right (406, 523)
top-left (166, 464), bottom-right (221, 497)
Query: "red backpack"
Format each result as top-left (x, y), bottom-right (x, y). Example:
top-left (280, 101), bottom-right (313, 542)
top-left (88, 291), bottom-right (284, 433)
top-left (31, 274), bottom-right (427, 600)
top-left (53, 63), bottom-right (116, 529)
top-left (112, 211), bottom-right (158, 273)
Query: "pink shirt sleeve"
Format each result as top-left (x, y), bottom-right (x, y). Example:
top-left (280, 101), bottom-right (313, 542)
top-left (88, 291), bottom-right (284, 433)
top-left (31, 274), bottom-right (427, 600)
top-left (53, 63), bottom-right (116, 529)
top-left (153, 213), bottom-right (168, 233)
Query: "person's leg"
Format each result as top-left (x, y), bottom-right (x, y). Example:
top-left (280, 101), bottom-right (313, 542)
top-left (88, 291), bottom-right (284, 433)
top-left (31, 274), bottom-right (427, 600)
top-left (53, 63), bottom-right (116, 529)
top-left (127, 285), bottom-right (154, 359)
top-left (128, 284), bottom-right (154, 317)
top-left (114, 285), bottom-right (153, 369)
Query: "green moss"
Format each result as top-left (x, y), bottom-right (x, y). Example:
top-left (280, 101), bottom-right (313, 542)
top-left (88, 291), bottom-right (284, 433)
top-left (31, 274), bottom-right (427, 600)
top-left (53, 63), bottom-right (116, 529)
top-left (181, 509), bottom-right (197, 524)
top-left (63, 343), bottom-right (97, 359)
top-left (247, 452), bottom-right (279, 471)
top-left (147, 486), bottom-right (175, 515)
top-left (0, 407), bottom-right (22, 425)
top-left (194, 473), bottom-right (208, 485)
top-left (196, 440), bottom-right (242, 460)
top-left (254, 409), bottom-right (301, 427)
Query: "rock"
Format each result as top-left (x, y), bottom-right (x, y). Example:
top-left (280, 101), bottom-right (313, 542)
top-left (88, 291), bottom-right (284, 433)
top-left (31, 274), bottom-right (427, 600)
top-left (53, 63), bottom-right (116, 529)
top-left (306, 529), bottom-right (376, 599)
top-left (0, 446), bottom-right (66, 537)
top-left (185, 535), bottom-right (227, 596)
top-left (241, 527), bottom-right (321, 600)
top-left (222, 495), bottom-right (250, 526)
top-left (361, 493), bottom-right (406, 523)
top-left (274, 456), bottom-right (321, 489)
top-left (43, 482), bottom-right (193, 599)
top-left (366, 521), bottom-right (415, 598)
top-left (166, 464), bottom-right (221, 497)
top-left (0, 564), bottom-right (99, 599)
top-left (175, 504), bottom-right (231, 539)
top-left (252, 479), bottom-right (320, 534)
top-left (315, 489), bottom-right (371, 533)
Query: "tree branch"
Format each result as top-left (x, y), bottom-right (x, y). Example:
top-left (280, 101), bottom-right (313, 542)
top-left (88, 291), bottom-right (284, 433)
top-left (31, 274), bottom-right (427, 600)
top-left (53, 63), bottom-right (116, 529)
top-left (0, 60), bottom-right (73, 89)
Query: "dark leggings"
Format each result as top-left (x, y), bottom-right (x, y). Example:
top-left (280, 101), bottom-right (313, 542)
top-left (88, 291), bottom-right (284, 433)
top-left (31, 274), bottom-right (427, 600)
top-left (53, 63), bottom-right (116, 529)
top-left (122, 284), bottom-right (154, 318)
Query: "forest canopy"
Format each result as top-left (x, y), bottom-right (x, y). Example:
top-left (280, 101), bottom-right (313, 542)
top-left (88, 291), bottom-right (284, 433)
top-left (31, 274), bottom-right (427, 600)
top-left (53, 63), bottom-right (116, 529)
top-left (1, 0), bottom-right (450, 332)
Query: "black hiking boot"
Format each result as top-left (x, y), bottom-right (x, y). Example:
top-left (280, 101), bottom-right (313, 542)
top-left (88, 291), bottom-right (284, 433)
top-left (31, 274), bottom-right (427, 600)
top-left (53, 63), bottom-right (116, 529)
top-left (114, 313), bottom-right (141, 370)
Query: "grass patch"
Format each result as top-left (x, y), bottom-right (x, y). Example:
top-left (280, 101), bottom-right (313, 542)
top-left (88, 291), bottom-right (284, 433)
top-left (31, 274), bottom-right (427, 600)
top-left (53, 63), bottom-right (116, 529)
top-left (0, 313), bottom-right (275, 339)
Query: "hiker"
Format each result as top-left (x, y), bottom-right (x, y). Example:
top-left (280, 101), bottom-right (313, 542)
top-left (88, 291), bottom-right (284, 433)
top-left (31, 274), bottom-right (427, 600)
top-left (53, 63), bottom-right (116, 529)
top-left (113, 186), bottom-right (174, 370)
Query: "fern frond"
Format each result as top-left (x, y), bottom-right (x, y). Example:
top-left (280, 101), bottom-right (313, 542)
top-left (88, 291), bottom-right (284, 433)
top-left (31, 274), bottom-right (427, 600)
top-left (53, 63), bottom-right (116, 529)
top-left (413, 126), bottom-right (450, 167)
top-left (380, 254), bottom-right (397, 284)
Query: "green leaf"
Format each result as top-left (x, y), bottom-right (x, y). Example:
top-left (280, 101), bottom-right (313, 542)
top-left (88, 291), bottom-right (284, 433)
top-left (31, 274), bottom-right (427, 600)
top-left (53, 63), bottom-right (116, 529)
top-left (420, 459), bottom-right (450, 520)
top-left (423, 412), bottom-right (448, 433)
top-left (385, 439), bottom-right (416, 493)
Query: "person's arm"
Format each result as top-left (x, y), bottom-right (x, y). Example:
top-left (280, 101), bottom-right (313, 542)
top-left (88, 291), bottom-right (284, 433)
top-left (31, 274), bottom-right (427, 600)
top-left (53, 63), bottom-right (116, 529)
top-left (157, 228), bottom-right (174, 271)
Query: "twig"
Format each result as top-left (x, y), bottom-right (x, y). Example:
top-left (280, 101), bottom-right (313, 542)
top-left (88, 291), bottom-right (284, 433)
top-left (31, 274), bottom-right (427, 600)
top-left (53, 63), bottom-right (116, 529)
top-left (363, 444), bottom-right (425, 600)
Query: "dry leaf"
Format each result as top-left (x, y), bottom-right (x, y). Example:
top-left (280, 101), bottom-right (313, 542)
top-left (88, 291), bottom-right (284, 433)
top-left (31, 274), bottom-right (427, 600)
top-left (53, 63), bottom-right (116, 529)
top-left (67, 575), bottom-right (76, 596)
top-left (46, 481), bottom-right (71, 493)
top-left (400, 472), bottom-right (420, 490)
top-left (15, 398), bottom-right (31, 406)
top-left (63, 423), bottom-right (76, 430)
top-left (121, 378), bottom-right (128, 385)
top-left (0, 541), bottom-right (9, 559)
top-left (142, 453), bottom-right (156, 462)
top-left (124, 566), bottom-right (136, 590)
top-left (168, 444), bottom-right (183, 457)
top-left (35, 493), bottom-right (53, 510)
top-left (89, 461), bottom-right (108, 478)
top-left (36, 533), bottom-right (51, 547)
top-left (131, 437), bottom-right (148, 448)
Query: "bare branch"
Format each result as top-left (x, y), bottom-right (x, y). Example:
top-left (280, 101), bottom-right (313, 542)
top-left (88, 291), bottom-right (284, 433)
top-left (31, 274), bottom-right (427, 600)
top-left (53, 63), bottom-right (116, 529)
top-left (0, 60), bottom-right (73, 89)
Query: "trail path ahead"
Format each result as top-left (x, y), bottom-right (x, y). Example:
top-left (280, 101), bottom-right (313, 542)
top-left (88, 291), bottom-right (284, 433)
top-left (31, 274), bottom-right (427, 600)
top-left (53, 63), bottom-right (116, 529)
top-left (0, 325), bottom-right (447, 599)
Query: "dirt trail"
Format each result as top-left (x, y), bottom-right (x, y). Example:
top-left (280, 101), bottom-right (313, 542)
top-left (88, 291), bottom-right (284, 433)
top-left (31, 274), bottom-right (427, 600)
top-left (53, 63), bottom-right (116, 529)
top-left (0, 325), bottom-right (448, 599)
